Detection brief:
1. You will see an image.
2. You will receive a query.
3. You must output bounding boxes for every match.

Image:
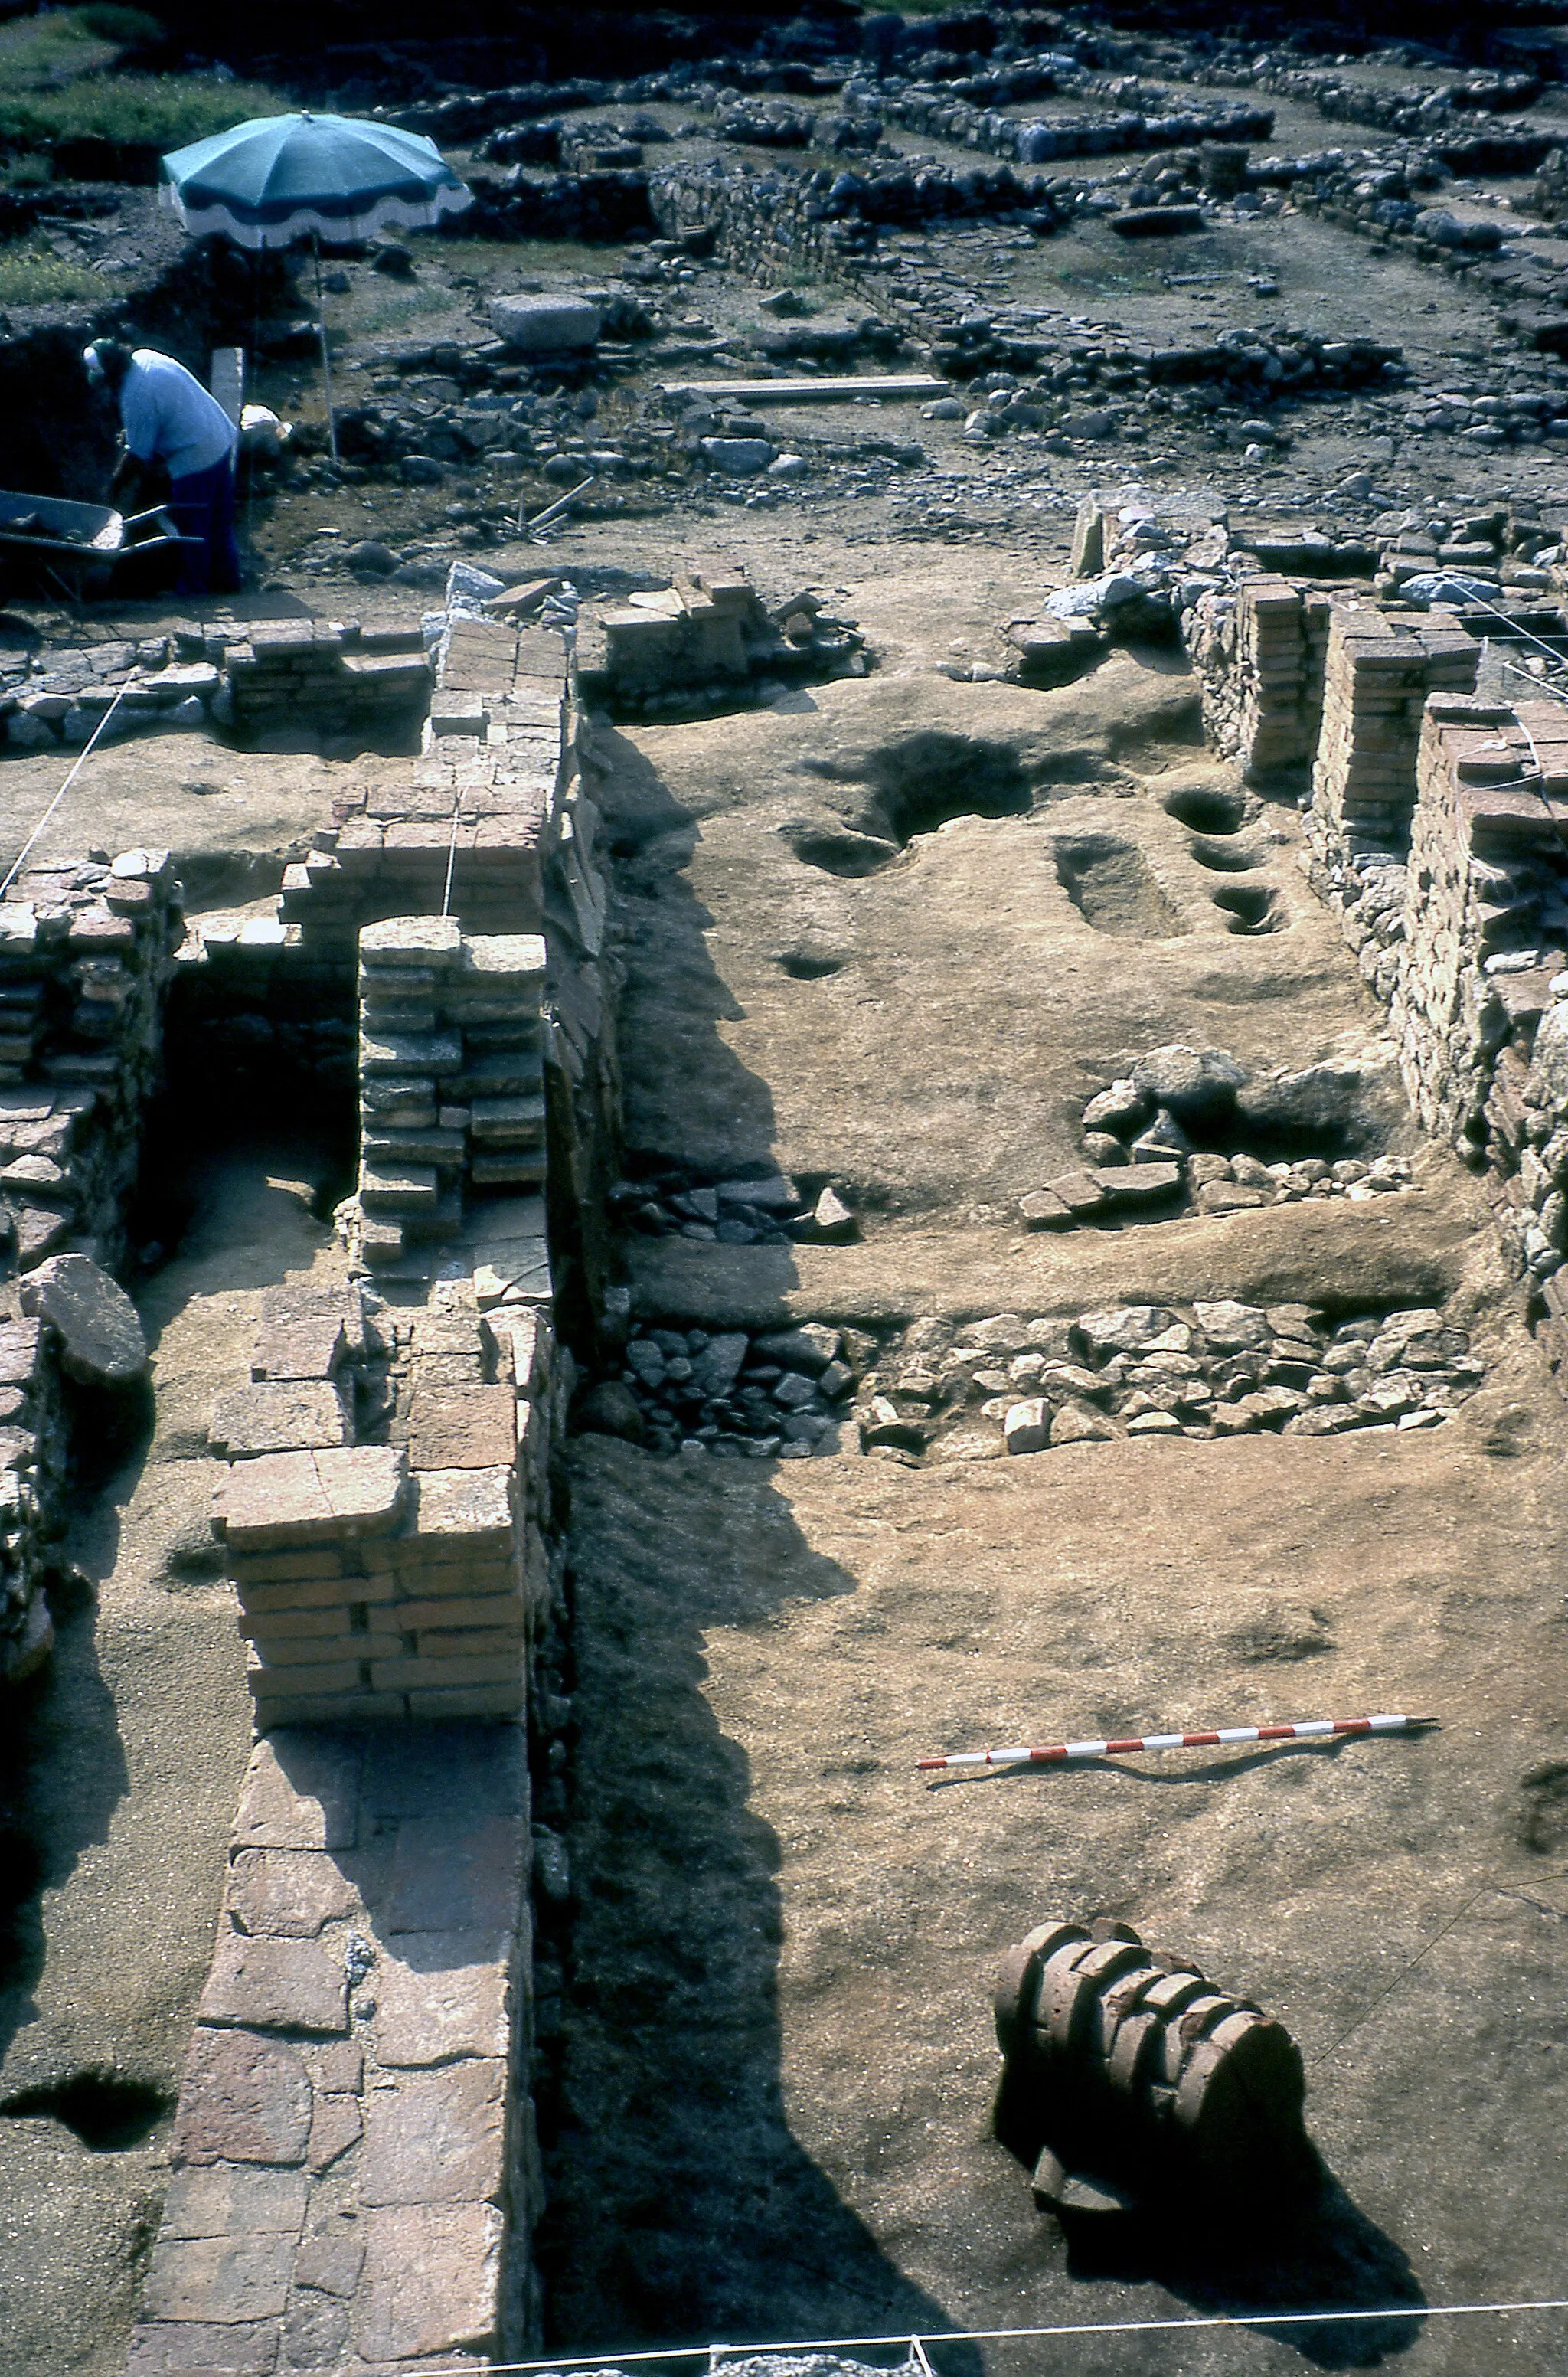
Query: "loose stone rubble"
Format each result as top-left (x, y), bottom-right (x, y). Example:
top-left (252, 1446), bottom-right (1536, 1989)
top-left (586, 1317), bottom-right (860, 1460)
top-left (856, 1302), bottom-right (1482, 1459)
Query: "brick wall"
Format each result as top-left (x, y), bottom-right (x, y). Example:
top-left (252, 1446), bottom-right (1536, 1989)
top-left (221, 620), bottom-right (430, 745)
top-left (1308, 605), bottom-right (1479, 855)
top-left (132, 582), bottom-right (619, 2369)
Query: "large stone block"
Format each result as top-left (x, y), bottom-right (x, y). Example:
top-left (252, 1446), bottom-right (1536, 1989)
top-left (407, 1385), bottom-right (516, 1472)
top-left (159, 2163), bottom-right (309, 2240)
top-left (225, 1847), bottom-right (357, 1939)
top-left (20, 1252), bottom-right (146, 1385)
top-left (218, 1447), bottom-right (407, 1550)
top-left (199, 1931), bottom-right (349, 2035)
top-left (210, 1381), bottom-right (350, 1458)
top-left (232, 1735), bottom-right (361, 1852)
top-left (352, 2203), bottom-right (503, 2361)
top-left (488, 292), bottom-right (601, 353)
top-left (372, 1931), bottom-right (514, 2066)
top-left (139, 2233), bottom-right (295, 2325)
top-left (387, 1814), bottom-right (526, 1934)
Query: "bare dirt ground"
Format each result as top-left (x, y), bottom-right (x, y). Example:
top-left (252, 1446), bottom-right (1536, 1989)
top-left (545, 560), bottom-right (1568, 2371)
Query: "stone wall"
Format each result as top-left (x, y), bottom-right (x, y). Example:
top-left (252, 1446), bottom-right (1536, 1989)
top-left (0, 848), bottom-right (181, 1688)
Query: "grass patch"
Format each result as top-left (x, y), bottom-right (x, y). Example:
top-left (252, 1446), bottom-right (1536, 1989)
top-left (0, 72), bottom-right (286, 158)
top-left (354, 285), bottom-right (458, 335)
top-left (0, 5), bottom-right (162, 90)
top-left (0, 239), bottom-right (127, 304)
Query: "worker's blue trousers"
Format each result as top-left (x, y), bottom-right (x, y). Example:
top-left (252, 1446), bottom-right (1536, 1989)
top-left (168, 453), bottom-right (240, 596)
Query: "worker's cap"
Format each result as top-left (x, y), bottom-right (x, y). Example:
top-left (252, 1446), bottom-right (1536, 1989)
top-left (82, 343), bottom-right (106, 385)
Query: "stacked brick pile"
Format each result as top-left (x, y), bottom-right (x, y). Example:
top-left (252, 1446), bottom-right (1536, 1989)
top-left (581, 560), bottom-right (779, 698)
top-left (1185, 577), bottom-right (1334, 780)
top-left (123, 1723), bottom-right (537, 2375)
top-left (1308, 605), bottom-right (1480, 857)
top-left (223, 620), bottom-right (430, 744)
top-left (279, 622), bottom-right (568, 960)
top-left (211, 1281), bottom-right (563, 1728)
top-left (355, 917), bottom-right (547, 1270)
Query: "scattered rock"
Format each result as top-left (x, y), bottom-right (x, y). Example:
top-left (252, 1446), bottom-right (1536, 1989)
top-left (21, 1254), bottom-right (147, 1388)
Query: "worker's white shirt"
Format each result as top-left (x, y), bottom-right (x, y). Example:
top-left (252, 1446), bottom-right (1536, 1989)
top-left (119, 350), bottom-right (236, 482)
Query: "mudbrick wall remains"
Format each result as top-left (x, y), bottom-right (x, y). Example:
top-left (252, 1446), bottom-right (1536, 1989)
top-left (1184, 559), bottom-right (1568, 1391)
top-left (125, 585), bottom-right (618, 2372)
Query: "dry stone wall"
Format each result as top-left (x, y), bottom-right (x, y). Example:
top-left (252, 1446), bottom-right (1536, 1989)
top-left (0, 848), bottom-right (179, 1688)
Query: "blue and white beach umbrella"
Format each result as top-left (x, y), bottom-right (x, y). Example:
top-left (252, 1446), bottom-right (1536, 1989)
top-left (159, 113), bottom-right (470, 460)
top-left (160, 111), bottom-right (471, 248)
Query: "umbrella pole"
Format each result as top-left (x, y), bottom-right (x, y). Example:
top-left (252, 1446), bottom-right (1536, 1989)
top-left (313, 231), bottom-right (338, 467)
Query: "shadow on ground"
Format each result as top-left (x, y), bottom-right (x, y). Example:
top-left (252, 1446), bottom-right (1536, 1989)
top-left (555, 711), bottom-right (1426, 2369)
top-left (547, 1444), bottom-right (978, 2362)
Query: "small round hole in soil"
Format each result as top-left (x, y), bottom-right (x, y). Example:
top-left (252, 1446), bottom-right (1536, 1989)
top-left (1, 2069), bottom-right (172, 2151)
top-left (1163, 783), bottom-right (1248, 834)
top-left (1213, 882), bottom-right (1283, 935)
top-left (776, 952), bottom-right (847, 979)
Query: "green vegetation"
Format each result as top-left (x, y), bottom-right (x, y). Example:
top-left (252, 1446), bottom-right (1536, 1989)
top-left (0, 71), bottom-right (286, 155)
top-left (0, 9), bottom-right (283, 167)
top-left (0, 238), bottom-right (126, 303)
top-left (0, 7), bottom-right (132, 87)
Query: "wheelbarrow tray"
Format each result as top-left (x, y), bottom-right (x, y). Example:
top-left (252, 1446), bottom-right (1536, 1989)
top-left (0, 491), bottom-right (127, 555)
top-left (0, 493), bottom-right (198, 600)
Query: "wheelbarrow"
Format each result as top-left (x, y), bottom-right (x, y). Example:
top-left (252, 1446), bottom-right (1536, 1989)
top-left (0, 490), bottom-right (198, 607)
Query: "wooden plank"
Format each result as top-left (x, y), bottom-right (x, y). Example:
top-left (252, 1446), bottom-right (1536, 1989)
top-left (657, 374), bottom-right (951, 404)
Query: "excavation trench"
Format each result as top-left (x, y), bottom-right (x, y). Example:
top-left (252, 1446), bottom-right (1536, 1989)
top-left (0, 966), bottom-right (357, 2376)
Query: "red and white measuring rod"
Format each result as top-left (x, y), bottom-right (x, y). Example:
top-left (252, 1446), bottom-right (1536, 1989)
top-left (916, 1714), bottom-right (1438, 1772)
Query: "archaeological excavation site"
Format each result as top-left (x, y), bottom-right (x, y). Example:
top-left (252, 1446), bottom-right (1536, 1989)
top-left (7, 0), bottom-right (1568, 2372)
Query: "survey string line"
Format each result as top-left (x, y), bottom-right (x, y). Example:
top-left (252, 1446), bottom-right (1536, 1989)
top-left (0, 679), bottom-right (131, 900)
top-left (363, 2294), bottom-right (1568, 2377)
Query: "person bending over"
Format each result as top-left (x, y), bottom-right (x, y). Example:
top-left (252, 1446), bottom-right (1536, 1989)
top-left (83, 338), bottom-right (240, 597)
